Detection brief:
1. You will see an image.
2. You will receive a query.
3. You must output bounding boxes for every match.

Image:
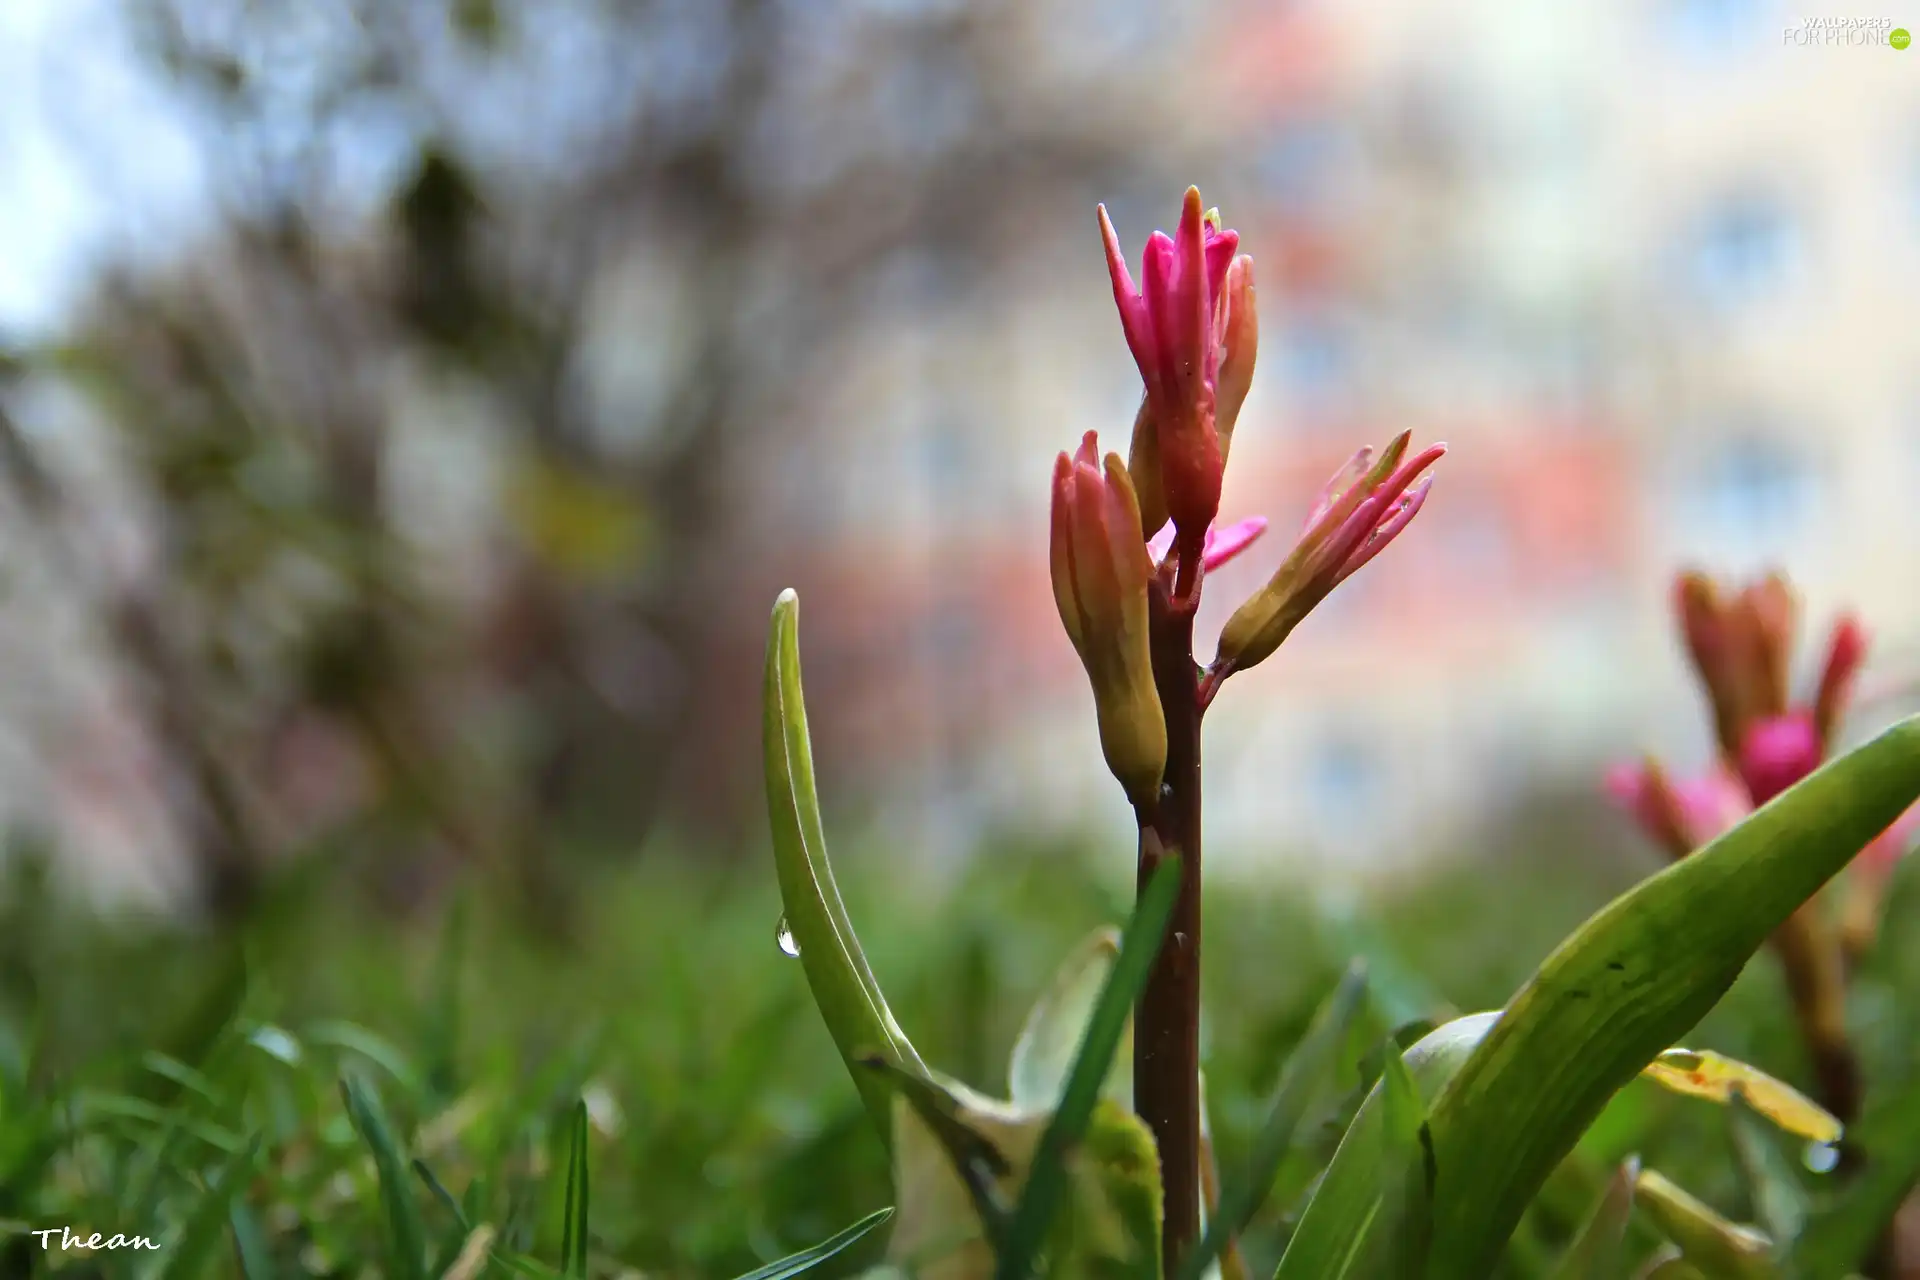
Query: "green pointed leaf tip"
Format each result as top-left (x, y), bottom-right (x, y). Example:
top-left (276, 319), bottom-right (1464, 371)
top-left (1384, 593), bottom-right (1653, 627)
top-left (764, 590), bottom-right (926, 1144)
top-left (729, 1206), bottom-right (895, 1280)
top-left (1422, 715), bottom-right (1920, 1279)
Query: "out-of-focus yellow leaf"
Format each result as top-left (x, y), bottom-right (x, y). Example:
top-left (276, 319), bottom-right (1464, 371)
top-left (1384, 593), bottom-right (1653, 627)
top-left (506, 457), bottom-right (653, 581)
top-left (1642, 1049), bottom-right (1841, 1144)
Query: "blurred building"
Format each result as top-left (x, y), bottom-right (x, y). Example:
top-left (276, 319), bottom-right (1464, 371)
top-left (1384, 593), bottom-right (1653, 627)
top-left (777, 0), bottom-right (1920, 876)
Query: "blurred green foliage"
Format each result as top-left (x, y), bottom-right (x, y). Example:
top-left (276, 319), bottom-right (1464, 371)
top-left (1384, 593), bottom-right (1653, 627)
top-left (4, 822), bottom-right (1917, 1276)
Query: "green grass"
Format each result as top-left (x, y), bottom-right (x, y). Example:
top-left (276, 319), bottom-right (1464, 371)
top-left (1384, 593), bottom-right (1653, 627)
top-left (1, 820), bottom-right (1916, 1277)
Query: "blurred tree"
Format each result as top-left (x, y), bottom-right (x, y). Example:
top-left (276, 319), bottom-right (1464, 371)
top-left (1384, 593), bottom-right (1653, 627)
top-left (0, 0), bottom-right (1204, 920)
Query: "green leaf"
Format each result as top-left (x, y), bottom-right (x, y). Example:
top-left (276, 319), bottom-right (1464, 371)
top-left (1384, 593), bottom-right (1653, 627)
top-left (1275, 1013), bottom-right (1490, 1280)
top-left (1422, 716), bottom-right (1920, 1278)
top-left (560, 1099), bottom-right (589, 1278)
top-left (730, 1206), bottom-right (895, 1280)
top-left (1547, 1157), bottom-right (1638, 1280)
top-left (1793, 1066), bottom-right (1920, 1273)
top-left (161, 1137), bottom-right (261, 1280)
top-left (1633, 1169), bottom-right (1778, 1278)
top-left (1009, 928), bottom-right (1126, 1112)
top-left (341, 1072), bottom-right (429, 1280)
top-left (1178, 962), bottom-right (1369, 1280)
top-left (764, 589), bottom-right (927, 1146)
top-left (995, 854), bottom-right (1182, 1280)
top-left (1356, 1039), bottom-right (1433, 1280)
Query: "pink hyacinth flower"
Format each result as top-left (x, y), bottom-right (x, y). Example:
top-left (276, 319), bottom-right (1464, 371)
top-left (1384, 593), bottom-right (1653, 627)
top-left (1605, 761), bottom-right (1751, 854)
top-left (1099, 188), bottom-right (1244, 554)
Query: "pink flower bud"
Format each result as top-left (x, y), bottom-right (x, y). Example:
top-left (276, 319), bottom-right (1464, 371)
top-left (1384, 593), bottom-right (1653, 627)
top-left (1100, 188), bottom-right (1252, 566)
top-left (1738, 711), bottom-right (1823, 807)
top-left (1211, 431), bottom-right (1444, 676)
top-left (1049, 432), bottom-right (1165, 808)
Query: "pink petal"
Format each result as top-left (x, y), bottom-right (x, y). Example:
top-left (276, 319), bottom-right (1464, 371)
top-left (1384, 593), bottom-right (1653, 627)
top-left (1302, 447), bottom-right (1374, 534)
top-left (1202, 516), bottom-right (1268, 570)
top-left (1098, 205), bottom-right (1155, 387)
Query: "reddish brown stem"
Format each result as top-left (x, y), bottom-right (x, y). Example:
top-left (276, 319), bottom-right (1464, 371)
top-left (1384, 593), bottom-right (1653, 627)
top-left (1136, 579), bottom-right (1204, 1275)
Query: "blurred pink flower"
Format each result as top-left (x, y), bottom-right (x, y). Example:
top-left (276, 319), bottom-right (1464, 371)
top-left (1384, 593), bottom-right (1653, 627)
top-left (1738, 712), bottom-right (1825, 807)
top-left (1605, 760), bottom-right (1750, 855)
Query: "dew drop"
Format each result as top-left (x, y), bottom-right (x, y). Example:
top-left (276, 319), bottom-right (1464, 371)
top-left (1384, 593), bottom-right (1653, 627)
top-left (1804, 1140), bottom-right (1840, 1174)
top-left (775, 915), bottom-right (801, 958)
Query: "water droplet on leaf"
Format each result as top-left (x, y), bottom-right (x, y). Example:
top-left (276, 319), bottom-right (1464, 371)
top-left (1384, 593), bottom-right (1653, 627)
top-left (1804, 1140), bottom-right (1840, 1173)
top-left (775, 915), bottom-right (800, 958)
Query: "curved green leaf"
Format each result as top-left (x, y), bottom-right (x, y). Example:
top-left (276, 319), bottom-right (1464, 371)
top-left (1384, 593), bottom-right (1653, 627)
top-left (764, 589), bottom-right (927, 1145)
top-left (1423, 715), bottom-right (1920, 1278)
top-left (560, 1099), bottom-right (589, 1278)
top-left (340, 1073), bottom-right (428, 1280)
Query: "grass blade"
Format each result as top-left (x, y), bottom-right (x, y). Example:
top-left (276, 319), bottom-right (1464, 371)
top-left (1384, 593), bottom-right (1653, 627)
top-left (341, 1072), bottom-right (428, 1280)
top-left (161, 1136), bottom-right (260, 1280)
top-left (229, 1198), bottom-right (274, 1280)
top-left (1177, 961), bottom-right (1369, 1280)
top-left (764, 589), bottom-right (926, 1147)
top-left (994, 854), bottom-right (1182, 1280)
top-left (560, 1099), bottom-right (589, 1278)
top-left (729, 1206), bottom-right (896, 1280)
top-left (1422, 716), bottom-right (1920, 1278)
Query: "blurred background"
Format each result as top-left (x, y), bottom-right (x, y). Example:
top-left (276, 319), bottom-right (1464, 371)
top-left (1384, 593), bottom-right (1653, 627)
top-left (0, 0), bottom-right (1918, 1273)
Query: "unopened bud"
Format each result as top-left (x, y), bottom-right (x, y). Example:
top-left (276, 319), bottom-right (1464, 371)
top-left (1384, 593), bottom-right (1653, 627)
top-left (1049, 433), bottom-right (1166, 808)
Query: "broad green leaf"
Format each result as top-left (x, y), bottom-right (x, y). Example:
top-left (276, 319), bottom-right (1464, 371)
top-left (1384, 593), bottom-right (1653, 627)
top-left (1355, 1040), bottom-right (1433, 1280)
top-left (1009, 928), bottom-right (1127, 1112)
top-left (560, 1099), bottom-right (589, 1278)
top-left (1547, 1157), bottom-right (1638, 1280)
top-left (1643, 1254), bottom-right (1711, 1279)
top-left (1178, 962), bottom-right (1369, 1280)
top-left (765, 589), bottom-right (926, 1145)
top-left (1422, 716), bottom-right (1920, 1279)
top-left (1793, 1067), bottom-right (1920, 1274)
top-left (341, 1073), bottom-right (429, 1280)
top-left (1633, 1169), bottom-right (1777, 1278)
top-left (997, 854), bottom-right (1182, 1280)
top-left (1275, 1012), bottom-right (1492, 1280)
top-left (731, 1207), bottom-right (896, 1280)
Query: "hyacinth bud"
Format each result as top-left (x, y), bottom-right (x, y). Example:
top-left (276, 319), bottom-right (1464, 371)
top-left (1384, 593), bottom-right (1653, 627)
top-left (1101, 187), bottom-right (1254, 562)
top-left (1674, 570), bottom-right (1801, 761)
top-left (1049, 432), bottom-right (1166, 809)
top-left (1212, 431), bottom-right (1444, 677)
